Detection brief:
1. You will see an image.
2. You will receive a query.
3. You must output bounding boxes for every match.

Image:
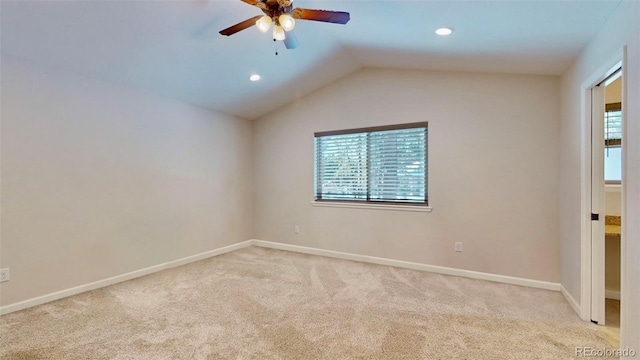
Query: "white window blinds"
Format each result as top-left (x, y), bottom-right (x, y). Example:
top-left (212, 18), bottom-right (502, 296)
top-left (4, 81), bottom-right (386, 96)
top-left (314, 123), bottom-right (428, 204)
top-left (605, 102), bottom-right (622, 147)
top-left (604, 102), bottom-right (622, 182)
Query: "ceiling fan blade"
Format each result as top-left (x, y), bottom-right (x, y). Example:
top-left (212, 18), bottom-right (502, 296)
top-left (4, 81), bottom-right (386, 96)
top-left (242, 0), bottom-right (268, 10)
top-left (283, 31), bottom-right (298, 49)
top-left (292, 8), bottom-right (350, 24)
top-left (219, 15), bottom-right (262, 36)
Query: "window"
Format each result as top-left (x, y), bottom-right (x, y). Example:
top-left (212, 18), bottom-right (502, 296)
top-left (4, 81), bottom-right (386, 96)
top-left (605, 102), bottom-right (622, 147)
top-left (314, 122), bottom-right (428, 205)
top-left (604, 102), bottom-right (621, 183)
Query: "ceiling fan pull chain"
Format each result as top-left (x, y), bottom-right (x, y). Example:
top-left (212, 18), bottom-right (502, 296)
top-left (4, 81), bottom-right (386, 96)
top-left (274, 39), bottom-right (279, 56)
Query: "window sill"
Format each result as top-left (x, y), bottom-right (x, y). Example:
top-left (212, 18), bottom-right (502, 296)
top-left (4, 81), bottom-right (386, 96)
top-left (310, 201), bottom-right (432, 212)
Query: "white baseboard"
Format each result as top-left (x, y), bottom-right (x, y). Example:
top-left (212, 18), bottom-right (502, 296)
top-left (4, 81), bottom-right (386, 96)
top-left (606, 289), bottom-right (621, 300)
top-left (249, 240), bottom-right (562, 292)
top-left (0, 240), bottom-right (253, 315)
top-left (561, 285), bottom-right (582, 316)
top-left (1, 239), bottom-right (566, 316)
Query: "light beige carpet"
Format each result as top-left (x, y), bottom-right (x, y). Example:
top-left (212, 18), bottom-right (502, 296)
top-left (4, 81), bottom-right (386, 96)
top-left (1, 246), bottom-right (615, 359)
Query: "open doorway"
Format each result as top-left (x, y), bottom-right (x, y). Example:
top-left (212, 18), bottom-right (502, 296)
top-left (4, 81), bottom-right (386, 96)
top-left (580, 47), bottom-right (627, 350)
top-left (589, 66), bottom-right (622, 347)
top-left (601, 72), bottom-right (622, 346)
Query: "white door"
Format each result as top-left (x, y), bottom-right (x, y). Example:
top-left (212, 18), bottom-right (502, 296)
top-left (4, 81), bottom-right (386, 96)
top-left (591, 85), bottom-right (606, 325)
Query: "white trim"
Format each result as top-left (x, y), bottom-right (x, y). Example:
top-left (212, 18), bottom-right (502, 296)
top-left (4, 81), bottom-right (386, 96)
top-left (0, 240), bottom-right (253, 315)
top-left (581, 58), bottom-right (623, 90)
top-left (605, 289), bottom-right (621, 300)
top-left (580, 82), bottom-right (593, 321)
top-left (310, 201), bottom-right (432, 212)
top-left (1, 239), bottom-right (566, 316)
top-left (591, 84), bottom-right (606, 325)
top-left (562, 285), bottom-right (582, 317)
top-left (618, 46), bottom-right (630, 352)
top-left (250, 240), bottom-right (561, 291)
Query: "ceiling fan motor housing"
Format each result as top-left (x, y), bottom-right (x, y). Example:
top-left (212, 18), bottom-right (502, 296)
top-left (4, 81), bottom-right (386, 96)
top-left (219, 0), bottom-right (350, 39)
top-left (261, 0), bottom-right (293, 23)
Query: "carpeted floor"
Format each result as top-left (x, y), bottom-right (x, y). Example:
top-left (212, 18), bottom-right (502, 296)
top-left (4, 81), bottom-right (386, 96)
top-left (1, 246), bottom-right (615, 359)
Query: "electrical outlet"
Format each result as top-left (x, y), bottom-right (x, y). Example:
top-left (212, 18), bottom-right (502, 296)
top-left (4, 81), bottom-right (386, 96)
top-left (294, 225), bottom-right (300, 234)
top-left (0, 268), bottom-right (9, 282)
top-left (455, 242), bottom-right (463, 252)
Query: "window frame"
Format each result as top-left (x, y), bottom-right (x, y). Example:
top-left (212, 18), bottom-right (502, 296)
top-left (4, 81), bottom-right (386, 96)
top-left (314, 122), bottom-right (428, 207)
top-left (605, 102), bottom-right (622, 147)
top-left (604, 102), bottom-right (622, 184)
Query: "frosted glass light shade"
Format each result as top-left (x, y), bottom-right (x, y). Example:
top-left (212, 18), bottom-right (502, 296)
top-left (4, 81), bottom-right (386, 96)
top-left (279, 14), bottom-right (295, 31)
top-left (256, 16), bottom-right (272, 33)
top-left (273, 25), bottom-right (286, 41)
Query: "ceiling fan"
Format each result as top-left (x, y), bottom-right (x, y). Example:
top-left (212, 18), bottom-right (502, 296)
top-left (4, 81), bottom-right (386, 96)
top-left (219, 0), bottom-right (350, 50)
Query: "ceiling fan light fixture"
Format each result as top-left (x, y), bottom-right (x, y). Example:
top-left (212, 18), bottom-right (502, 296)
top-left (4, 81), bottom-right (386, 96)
top-left (273, 25), bottom-right (286, 41)
top-left (256, 15), bottom-right (272, 33)
top-left (279, 14), bottom-right (295, 31)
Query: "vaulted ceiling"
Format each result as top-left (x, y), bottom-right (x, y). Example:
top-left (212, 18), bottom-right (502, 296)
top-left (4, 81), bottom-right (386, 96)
top-left (1, 0), bottom-right (621, 120)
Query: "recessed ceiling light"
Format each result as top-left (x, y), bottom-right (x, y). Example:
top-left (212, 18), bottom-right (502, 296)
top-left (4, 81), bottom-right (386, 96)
top-left (249, 74), bottom-right (261, 82)
top-left (435, 27), bottom-right (453, 36)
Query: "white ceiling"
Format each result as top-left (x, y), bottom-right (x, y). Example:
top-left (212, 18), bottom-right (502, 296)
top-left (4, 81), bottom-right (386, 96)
top-left (1, 0), bottom-right (621, 120)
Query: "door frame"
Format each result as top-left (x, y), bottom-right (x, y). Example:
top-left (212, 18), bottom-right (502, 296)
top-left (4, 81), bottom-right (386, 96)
top-left (580, 47), bottom-right (625, 323)
top-left (590, 84), bottom-right (606, 324)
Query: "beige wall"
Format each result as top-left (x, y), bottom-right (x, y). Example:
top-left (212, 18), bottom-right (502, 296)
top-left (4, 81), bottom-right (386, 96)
top-left (605, 77), bottom-right (622, 104)
top-left (605, 188), bottom-right (622, 216)
top-left (605, 236), bottom-right (621, 294)
top-left (0, 56), bottom-right (253, 306)
top-left (559, 0), bottom-right (640, 351)
top-left (253, 68), bottom-right (560, 282)
top-left (605, 187), bottom-right (621, 295)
